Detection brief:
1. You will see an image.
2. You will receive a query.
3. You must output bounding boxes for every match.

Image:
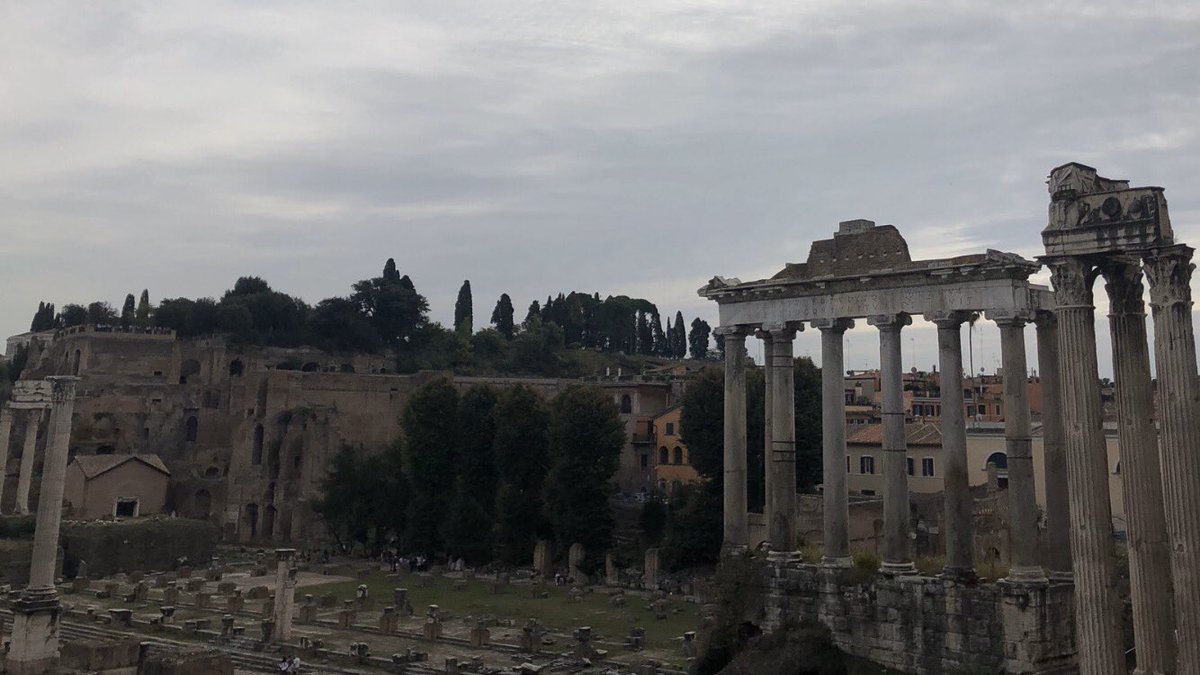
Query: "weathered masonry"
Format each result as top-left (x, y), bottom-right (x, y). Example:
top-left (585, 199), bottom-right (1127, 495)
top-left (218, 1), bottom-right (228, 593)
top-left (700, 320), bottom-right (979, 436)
top-left (700, 163), bottom-right (1200, 674)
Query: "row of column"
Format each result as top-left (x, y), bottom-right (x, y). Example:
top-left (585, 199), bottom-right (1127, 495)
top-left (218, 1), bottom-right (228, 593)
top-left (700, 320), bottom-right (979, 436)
top-left (1048, 246), bottom-right (1200, 675)
top-left (719, 311), bottom-right (1071, 584)
top-left (0, 406), bottom-right (47, 516)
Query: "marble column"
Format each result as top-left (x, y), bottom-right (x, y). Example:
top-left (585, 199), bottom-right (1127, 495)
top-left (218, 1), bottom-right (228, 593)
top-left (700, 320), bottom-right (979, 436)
top-left (1046, 257), bottom-right (1125, 675)
top-left (1033, 311), bottom-right (1071, 581)
top-left (813, 318), bottom-right (853, 567)
top-left (1101, 261), bottom-right (1176, 673)
top-left (718, 328), bottom-right (749, 551)
top-left (1143, 245), bottom-right (1200, 673)
top-left (8, 376), bottom-right (78, 675)
top-left (15, 409), bottom-right (41, 515)
top-left (927, 312), bottom-right (972, 579)
top-left (0, 407), bottom-right (12, 511)
top-left (757, 329), bottom-right (774, 530)
top-left (764, 323), bottom-right (799, 554)
top-left (990, 312), bottom-right (1046, 583)
top-left (868, 313), bottom-right (915, 575)
top-left (273, 548), bottom-right (296, 641)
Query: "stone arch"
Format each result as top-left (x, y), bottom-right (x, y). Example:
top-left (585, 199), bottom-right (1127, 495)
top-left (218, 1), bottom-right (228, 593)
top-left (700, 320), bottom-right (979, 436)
top-left (252, 425), bottom-right (264, 465)
top-left (185, 416), bottom-right (198, 442)
top-left (179, 358), bottom-right (201, 385)
top-left (194, 489), bottom-right (212, 518)
top-left (263, 504), bottom-right (277, 539)
top-left (229, 360), bottom-right (244, 376)
top-left (658, 447), bottom-right (669, 464)
top-left (620, 395), bottom-right (632, 414)
top-left (984, 452), bottom-right (1008, 470)
top-left (244, 503), bottom-right (260, 539)
top-left (96, 444), bottom-right (116, 455)
top-left (673, 447), bottom-right (683, 465)
top-left (204, 466), bottom-right (220, 478)
top-left (339, 363), bottom-right (355, 373)
top-left (73, 349), bottom-right (82, 375)
top-left (301, 362), bottom-right (320, 373)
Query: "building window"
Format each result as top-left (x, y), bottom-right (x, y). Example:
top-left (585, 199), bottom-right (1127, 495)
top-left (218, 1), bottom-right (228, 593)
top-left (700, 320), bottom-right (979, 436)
top-left (620, 395), bottom-right (632, 414)
top-left (673, 447), bottom-right (683, 465)
top-left (966, 405), bottom-right (976, 417)
top-left (114, 498), bottom-right (139, 518)
top-left (665, 422), bottom-right (675, 436)
top-left (922, 457), bottom-right (935, 477)
top-left (658, 447), bottom-right (669, 464)
top-left (846, 456), bottom-right (851, 473)
top-left (861, 489), bottom-right (876, 497)
top-left (185, 416), bottom-right (198, 443)
top-left (906, 458), bottom-right (914, 476)
top-left (860, 456), bottom-right (875, 474)
top-left (640, 454), bottom-right (649, 469)
top-left (253, 425), bottom-right (264, 465)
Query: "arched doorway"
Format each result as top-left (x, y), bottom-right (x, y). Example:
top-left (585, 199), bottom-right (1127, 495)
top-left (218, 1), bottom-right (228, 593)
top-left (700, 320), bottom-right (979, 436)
top-left (194, 489), bottom-right (212, 518)
top-left (244, 503), bottom-right (259, 539)
top-left (185, 416), bottom-right (198, 442)
top-left (263, 505), bottom-right (277, 539)
top-left (229, 360), bottom-right (244, 376)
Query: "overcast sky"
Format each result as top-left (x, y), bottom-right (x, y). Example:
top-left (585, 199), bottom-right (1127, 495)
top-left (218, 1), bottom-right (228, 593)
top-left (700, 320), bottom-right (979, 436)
top-left (3, 1), bottom-right (1199, 377)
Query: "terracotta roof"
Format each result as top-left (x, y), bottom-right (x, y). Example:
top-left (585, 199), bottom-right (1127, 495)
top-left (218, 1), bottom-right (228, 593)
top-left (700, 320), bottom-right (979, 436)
top-left (847, 422), bottom-right (941, 446)
top-left (72, 454), bottom-right (170, 480)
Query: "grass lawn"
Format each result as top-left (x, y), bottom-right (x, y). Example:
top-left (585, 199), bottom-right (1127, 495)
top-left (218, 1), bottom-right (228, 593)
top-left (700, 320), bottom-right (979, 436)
top-left (303, 569), bottom-right (699, 655)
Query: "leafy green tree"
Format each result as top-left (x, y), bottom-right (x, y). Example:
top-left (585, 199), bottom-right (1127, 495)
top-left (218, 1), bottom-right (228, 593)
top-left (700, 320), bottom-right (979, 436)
top-left (58, 304), bottom-right (87, 328)
top-left (135, 290), bottom-right (152, 327)
top-left (524, 300), bottom-right (541, 328)
top-left (444, 385), bottom-right (499, 563)
top-left (512, 317), bottom-right (565, 376)
top-left (29, 302), bottom-right (57, 332)
top-left (313, 445), bottom-right (407, 553)
top-left (220, 277), bottom-right (309, 346)
top-left (689, 318), bottom-right (712, 359)
top-left (493, 385), bottom-right (550, 565)
top-left (793, 356), bottom-right (823, 490)
top-left (120, 294), bottom-right (136, 327)
top-left (639, 498), bottom-right (667, 546)
top-left (87, 301), bottom-right (118, 325)
top-left (546, 385), bottom-right (625, 554)
top-left (454, 280), bottom-right (473, 336)
top-left (401, 378), bottom-right (460, 554)
top-left (309, 297), bottom-right (380, 353)
top-left (352, 262), bottom-right (429, 347)
top-left (491, 294), bottom-right (515, 339)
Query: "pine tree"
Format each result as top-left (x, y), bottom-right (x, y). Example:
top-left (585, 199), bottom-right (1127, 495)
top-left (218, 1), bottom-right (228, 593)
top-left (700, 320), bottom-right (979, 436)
top-left (688, 318), bottom-right (712, 360)
top-left (524, 300), bottom-right (541, 328)
top-left (121, 294), bottom-right (136, 327)
top-left (490, 294), bottom-right (515, 340)
top-left (454, 280), bottom-right (473, 336)
top-left (135, 290), bottom-right (152, 327)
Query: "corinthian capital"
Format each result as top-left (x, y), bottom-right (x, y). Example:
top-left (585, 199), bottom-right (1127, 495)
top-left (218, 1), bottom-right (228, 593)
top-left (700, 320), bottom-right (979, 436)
top-left (1100, 260), bottom-right (1146, 316)
top-left (1046, 257), bottom-right (1098, 308)
top-left (1143, 245), bottom-right (1195, 309)
top-left (45, 376), bottom-right (80, 404)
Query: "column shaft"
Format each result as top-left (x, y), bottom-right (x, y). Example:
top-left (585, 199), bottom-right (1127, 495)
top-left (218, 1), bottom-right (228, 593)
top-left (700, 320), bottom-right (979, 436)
top-left (28, 379), bottom-right (77, 590)
top-left (1144, 246), bottom-right (1200, 673)
top-left (721, 331), bottom-right (748, 550)
top-left (15, 410), bottom-right (40, 515)
top-left (871, 314), bottom-right (914, 574)
top-left (817, 320), bottom-right (852, 566)
top-left (761, 331), bottom-right (774, 531)
top-left (0, 408), bottom-right (12, 512)
top-left (1104, 263), bottom-right (1175, 674)
top-left (1034, 314), bottom-right (1072, 580)
top-left (767, 327), bottom-right (797, 553)
top-left (931, 315), bottom-right (971, 578)
top-left (996, 318), bottom-right (1045, 582)
top-left (1048, 259), bottom-right (1125, 674)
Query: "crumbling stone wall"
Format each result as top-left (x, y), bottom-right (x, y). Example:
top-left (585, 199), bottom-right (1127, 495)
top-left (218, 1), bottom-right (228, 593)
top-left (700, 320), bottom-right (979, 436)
top-left (762, 560), bottom-right (1075, 673)
top-left (61, 518), bottom-right (217, 578)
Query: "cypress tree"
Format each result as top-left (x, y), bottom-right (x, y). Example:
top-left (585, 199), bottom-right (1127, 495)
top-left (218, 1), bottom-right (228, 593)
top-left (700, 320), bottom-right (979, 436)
top-left (121, 294), bottom-right (136, 327)
top-left (383, 258), bottom-right (400, 283)
top-left (524, 300), bottom-right (541, 328)
top-left (454, 280), bottom-right (473, 336)
top-left (546, 385), bottom-right (624, 554)
top-left (491, 294), bottom-right (515, 339)
top-left (493, 386), bottom-right (550, 565)
top-left (135, 290), bottom-right (152, 327)
top-left (673, 311), bottom-right (686, 358)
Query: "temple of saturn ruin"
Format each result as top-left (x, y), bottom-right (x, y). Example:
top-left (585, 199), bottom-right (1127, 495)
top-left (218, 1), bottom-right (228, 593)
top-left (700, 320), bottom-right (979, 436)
top-left (700, 163), bottom-right (1200, 674)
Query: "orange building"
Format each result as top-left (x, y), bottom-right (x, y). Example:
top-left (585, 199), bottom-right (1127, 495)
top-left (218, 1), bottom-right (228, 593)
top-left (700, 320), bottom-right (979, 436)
top-left (651, 406), bottom-right (699, 494)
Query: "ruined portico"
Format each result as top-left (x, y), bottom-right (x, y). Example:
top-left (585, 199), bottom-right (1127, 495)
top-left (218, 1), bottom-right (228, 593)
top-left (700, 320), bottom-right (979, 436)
top-left (6, 376), bottom-right (79, 675)
top-left (1041, 163), bottom-right (1199, 675)
top-left (701, 220), bottom-right (1071, 670)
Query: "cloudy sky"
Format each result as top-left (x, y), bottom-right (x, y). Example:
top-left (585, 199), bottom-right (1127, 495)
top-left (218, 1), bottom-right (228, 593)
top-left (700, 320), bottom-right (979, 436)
top-left (3, 1), bottom-right (1199, 376)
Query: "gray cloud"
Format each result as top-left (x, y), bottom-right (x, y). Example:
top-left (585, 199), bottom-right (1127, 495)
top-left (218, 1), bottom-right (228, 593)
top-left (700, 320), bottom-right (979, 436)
top-left (3, 1), bottom-right (1199, 377)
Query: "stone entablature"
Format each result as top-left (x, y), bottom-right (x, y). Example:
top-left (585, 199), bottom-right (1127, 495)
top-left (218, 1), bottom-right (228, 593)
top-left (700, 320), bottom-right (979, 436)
top-left (763, 561), bottom-right (1075, 674)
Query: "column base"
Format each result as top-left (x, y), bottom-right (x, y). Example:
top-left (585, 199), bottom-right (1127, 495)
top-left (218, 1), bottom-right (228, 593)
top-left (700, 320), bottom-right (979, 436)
top-left (6, 590), bottom-right (62, 675)
top-left (880, 561), bottom-right (917, 576)
top-left (820, 555), bottom-right (852, 569)
top-left (767, 550), bottom-right (800, 563)
top-left (1003, 566), bottom-right (1049, 585)
top-left (721, 543), bottom-right (749, 557)
top-left (1047, 570), bottom-right (1074, 585)
top-left (940, 565), bottom-right (978, 583)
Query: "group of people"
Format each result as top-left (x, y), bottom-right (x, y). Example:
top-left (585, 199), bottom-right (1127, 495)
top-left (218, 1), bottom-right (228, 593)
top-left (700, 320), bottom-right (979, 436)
top-left (383, 551), bottom-right (431, 573)
top-left (277, 656), bottom-right (302, 673)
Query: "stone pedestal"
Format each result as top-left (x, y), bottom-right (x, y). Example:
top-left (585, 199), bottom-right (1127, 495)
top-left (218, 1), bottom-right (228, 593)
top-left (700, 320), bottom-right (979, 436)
top-left (272, 548), bottom-right (296, 642)
top-left (869, 314), bottom-right (915, 575)
top-left (813, 319), bottom-right (853, 567)
top-left (1046, 258), bottom-right (1125, 674)
top-left (717, 328), bottom-right (748, 551)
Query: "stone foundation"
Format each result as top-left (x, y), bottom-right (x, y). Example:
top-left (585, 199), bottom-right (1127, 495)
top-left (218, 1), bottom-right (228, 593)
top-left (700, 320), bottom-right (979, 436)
top-left (763, 560), bottom-right (1076, 673)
